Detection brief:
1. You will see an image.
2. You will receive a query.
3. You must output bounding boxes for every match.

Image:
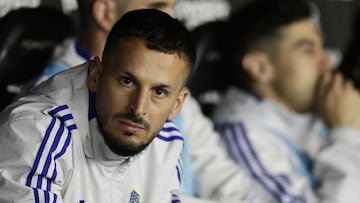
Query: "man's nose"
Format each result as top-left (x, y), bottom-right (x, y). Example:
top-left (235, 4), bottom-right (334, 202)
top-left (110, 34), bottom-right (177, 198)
top-left (129, 90), bottom-right (148, 117)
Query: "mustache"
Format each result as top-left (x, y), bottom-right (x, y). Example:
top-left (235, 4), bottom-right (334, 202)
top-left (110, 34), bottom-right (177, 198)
top-left (113, 113), bottom-right (150, 130)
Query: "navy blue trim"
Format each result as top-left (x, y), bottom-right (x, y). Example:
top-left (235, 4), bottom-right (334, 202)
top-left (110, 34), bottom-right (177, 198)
top-left (51, 131), bottom-right (72, 180)
top-left (88, 91), bottom-right (96, 120)
top-left (220, 122), bottom-right (305, 202)
top-left (40, 123), bottom-right (65, 190)
top-left (224, 123), bottom-right (282, 202)
top-left (176, 165), bottom-right (181, 184)
top-left (156, 134), bottom-right (184, 142)
top-left (33, 189), bottom-right (39, 203)
top-left (48, 105), bottom-right (68, 115)
top-left (161, 126), bottom-right (180, 132)
top-left (171, 193), bottom-right (182, 203)
top-left (45, 191), bottom-right (50, 203)
top-left (26, 105), bottom-right (75, 203)
top-left (61, 114), bottom-right (74, 121)
top-left (68, 124), bottom-right (77, 130)
top-left (26, 117), bottom-right (56, 187)
top-left (238, 123), bottom-right (292, 197)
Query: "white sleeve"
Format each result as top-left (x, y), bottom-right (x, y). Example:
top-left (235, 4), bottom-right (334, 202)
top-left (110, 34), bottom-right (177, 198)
top-left (159, 159), bottom-right (183, 203)
top-left (314, 127), bottom-right (360, 203)
top-left (217, 120), bottom-right (318, 203)
top-left (0, 110), bottom-right (72, 203)
top-left (181, 95), bottom-right (250, 201)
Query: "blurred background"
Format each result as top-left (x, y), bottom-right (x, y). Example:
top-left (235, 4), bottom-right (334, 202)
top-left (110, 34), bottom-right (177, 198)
top-left (1, 0), bottom-right (359, 53)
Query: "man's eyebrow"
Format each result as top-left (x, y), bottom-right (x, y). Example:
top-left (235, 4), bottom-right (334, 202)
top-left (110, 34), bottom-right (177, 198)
top-left (153, 81), bottom-right (176, 91)
top-left (123, 71), bottom-right (175, 91)
top-left (122, 71), bottom-right (135, 79)
top-left (293, 39), bottom-right (315, 48)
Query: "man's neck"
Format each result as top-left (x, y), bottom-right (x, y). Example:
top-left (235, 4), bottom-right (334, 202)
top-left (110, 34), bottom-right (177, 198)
top-left (78, 28), bottom-right (107, 58)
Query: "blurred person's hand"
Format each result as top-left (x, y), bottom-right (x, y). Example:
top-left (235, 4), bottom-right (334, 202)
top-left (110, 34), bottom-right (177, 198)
top-left (314, 71), bottom-right (360, 129)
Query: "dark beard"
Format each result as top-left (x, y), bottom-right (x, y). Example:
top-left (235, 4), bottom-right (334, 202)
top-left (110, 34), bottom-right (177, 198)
top-left (97, 113), bottom-right (154, 157)
top-left (101, 129), bottom-right (152, 157)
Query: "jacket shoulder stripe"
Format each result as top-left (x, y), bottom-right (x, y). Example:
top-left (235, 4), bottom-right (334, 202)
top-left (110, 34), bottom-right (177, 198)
top-left (220, 122), bottom-right (304, 202)
top-left (26, 105), bottom-right (75, 200)
top-left (157, 120), bottom-right (184, 142)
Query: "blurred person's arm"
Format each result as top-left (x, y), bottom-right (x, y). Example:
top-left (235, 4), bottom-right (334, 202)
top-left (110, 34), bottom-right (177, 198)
top-left (312, 72), bottom-right (360, 202)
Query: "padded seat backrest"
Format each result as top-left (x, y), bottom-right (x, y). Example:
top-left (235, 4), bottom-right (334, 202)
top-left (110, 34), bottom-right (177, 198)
top-left (0, 6), bottom-right (76, 110)
top-left (187, 21), bottom-right (231, 117)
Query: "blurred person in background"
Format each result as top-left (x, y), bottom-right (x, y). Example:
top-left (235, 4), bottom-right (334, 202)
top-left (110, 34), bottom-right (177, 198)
top-left (213, 0), bottom-right (360, 202)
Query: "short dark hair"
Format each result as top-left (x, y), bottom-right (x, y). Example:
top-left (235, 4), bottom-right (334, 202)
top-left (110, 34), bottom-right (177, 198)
top-left (103, 8), bottom-right (196, 81)
top-left (225, 0), bottom-right (312, 91)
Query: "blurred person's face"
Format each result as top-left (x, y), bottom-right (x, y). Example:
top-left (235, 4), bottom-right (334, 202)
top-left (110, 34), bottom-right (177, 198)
top-left (123, 0), bottom-right (177, 16)
top-left (87, 37), bottom-right (188, 156)
top-left (267, 19), bottom-right (332, 113)
top-left (113, 0), bottom-right (177, 22)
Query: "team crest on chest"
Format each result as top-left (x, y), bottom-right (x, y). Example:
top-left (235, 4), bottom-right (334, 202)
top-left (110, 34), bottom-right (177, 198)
top-left (129, 189), bottom-right (141, 203)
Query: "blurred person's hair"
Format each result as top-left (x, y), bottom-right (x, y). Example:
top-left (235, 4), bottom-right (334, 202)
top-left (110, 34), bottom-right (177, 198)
top-left (225, 0), bottom-right (313, 91)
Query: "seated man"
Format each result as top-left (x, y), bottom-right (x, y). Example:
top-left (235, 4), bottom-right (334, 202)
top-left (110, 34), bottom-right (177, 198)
top-left (28, 0), bottom-right (252, 202)
top-left (213, 0), bottom-right (360, 202)
top-left (0, 9), bottom-right (195, 202)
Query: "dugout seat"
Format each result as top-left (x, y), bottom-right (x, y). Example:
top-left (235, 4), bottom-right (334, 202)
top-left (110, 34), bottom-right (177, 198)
top-left (187, 20), bottom-right (232, 118)
top-left (0, 7), bottom-right (76, 111)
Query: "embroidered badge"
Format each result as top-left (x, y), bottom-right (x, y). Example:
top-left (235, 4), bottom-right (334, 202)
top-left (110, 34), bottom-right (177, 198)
top-left (129, 189), bottom-right (141, 203)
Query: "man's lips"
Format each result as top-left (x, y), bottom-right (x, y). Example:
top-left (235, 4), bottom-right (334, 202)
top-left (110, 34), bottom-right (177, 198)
top-left (118, 120), bottom-right (145, 134)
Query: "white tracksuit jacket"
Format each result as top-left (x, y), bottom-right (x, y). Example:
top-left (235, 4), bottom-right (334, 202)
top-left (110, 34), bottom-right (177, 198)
top-left (0, 63), bottom-right (184, 203)
top-left (31, 38), bottom-right (254, 203)
top-left (213, 87), bottom-right (360, 203)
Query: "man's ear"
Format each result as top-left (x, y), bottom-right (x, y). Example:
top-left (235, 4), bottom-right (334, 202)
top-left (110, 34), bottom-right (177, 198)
top-left (93, 0), bottom-right (119, 32)
top-left (242, 52), bottom-right (274, 83)
top-left (167, 88), bottom-right (189, 120)
top-left (87, 56), bottom-right (103, 92)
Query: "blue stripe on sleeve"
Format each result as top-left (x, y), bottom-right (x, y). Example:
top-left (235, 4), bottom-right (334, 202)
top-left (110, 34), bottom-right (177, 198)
top-left (41, 123), bottom-right (65, 190)
top-left (176, 165), bottom-right (181, 184)
top-left (61, 114), bottom-right (74, 121)
top-left (220, 122), bottom-right (304, 202)
top-left (239, 123), bottom-right (305, 202)
top-left (33, 188), bottom-right (40, 203)
top-left (26, 117), bottom-right (56, 187)
top-left (44, 190), bottom-right (50, 203)
top-left (157, 135), bottom-right (184, 142)
top-left (67, 124), bottom-right (77, 130)
top-left (48, 105), bottom-right (68, 115)
top-left (171, 193), bottom-right (182, 203)
top-left (53, 193), bottom-right (57, 203)
top-left (26, 105), bottom-right (76, 202)
top-left (51, 131), bottom-right (72, 180)
top-left (156, 120), bottom-right (184, 142)
top-left (222, 123), bottom-right (282, 202)
top-left (161, 126), bottom-right (180, 132)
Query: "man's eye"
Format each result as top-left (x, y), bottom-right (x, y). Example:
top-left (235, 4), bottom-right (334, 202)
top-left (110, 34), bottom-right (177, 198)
top-left (304, 48), bottom-right (314, 54)
top-left (119, 77), bottom-right (133, 86)
top-left (154, 89), bottom-right (167, 97)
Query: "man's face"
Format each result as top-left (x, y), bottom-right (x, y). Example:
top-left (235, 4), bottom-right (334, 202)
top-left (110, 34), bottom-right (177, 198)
top-left (87, 37), bottom-right (188, 156)
top-left (268, 19), bottom-right (332, 113)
